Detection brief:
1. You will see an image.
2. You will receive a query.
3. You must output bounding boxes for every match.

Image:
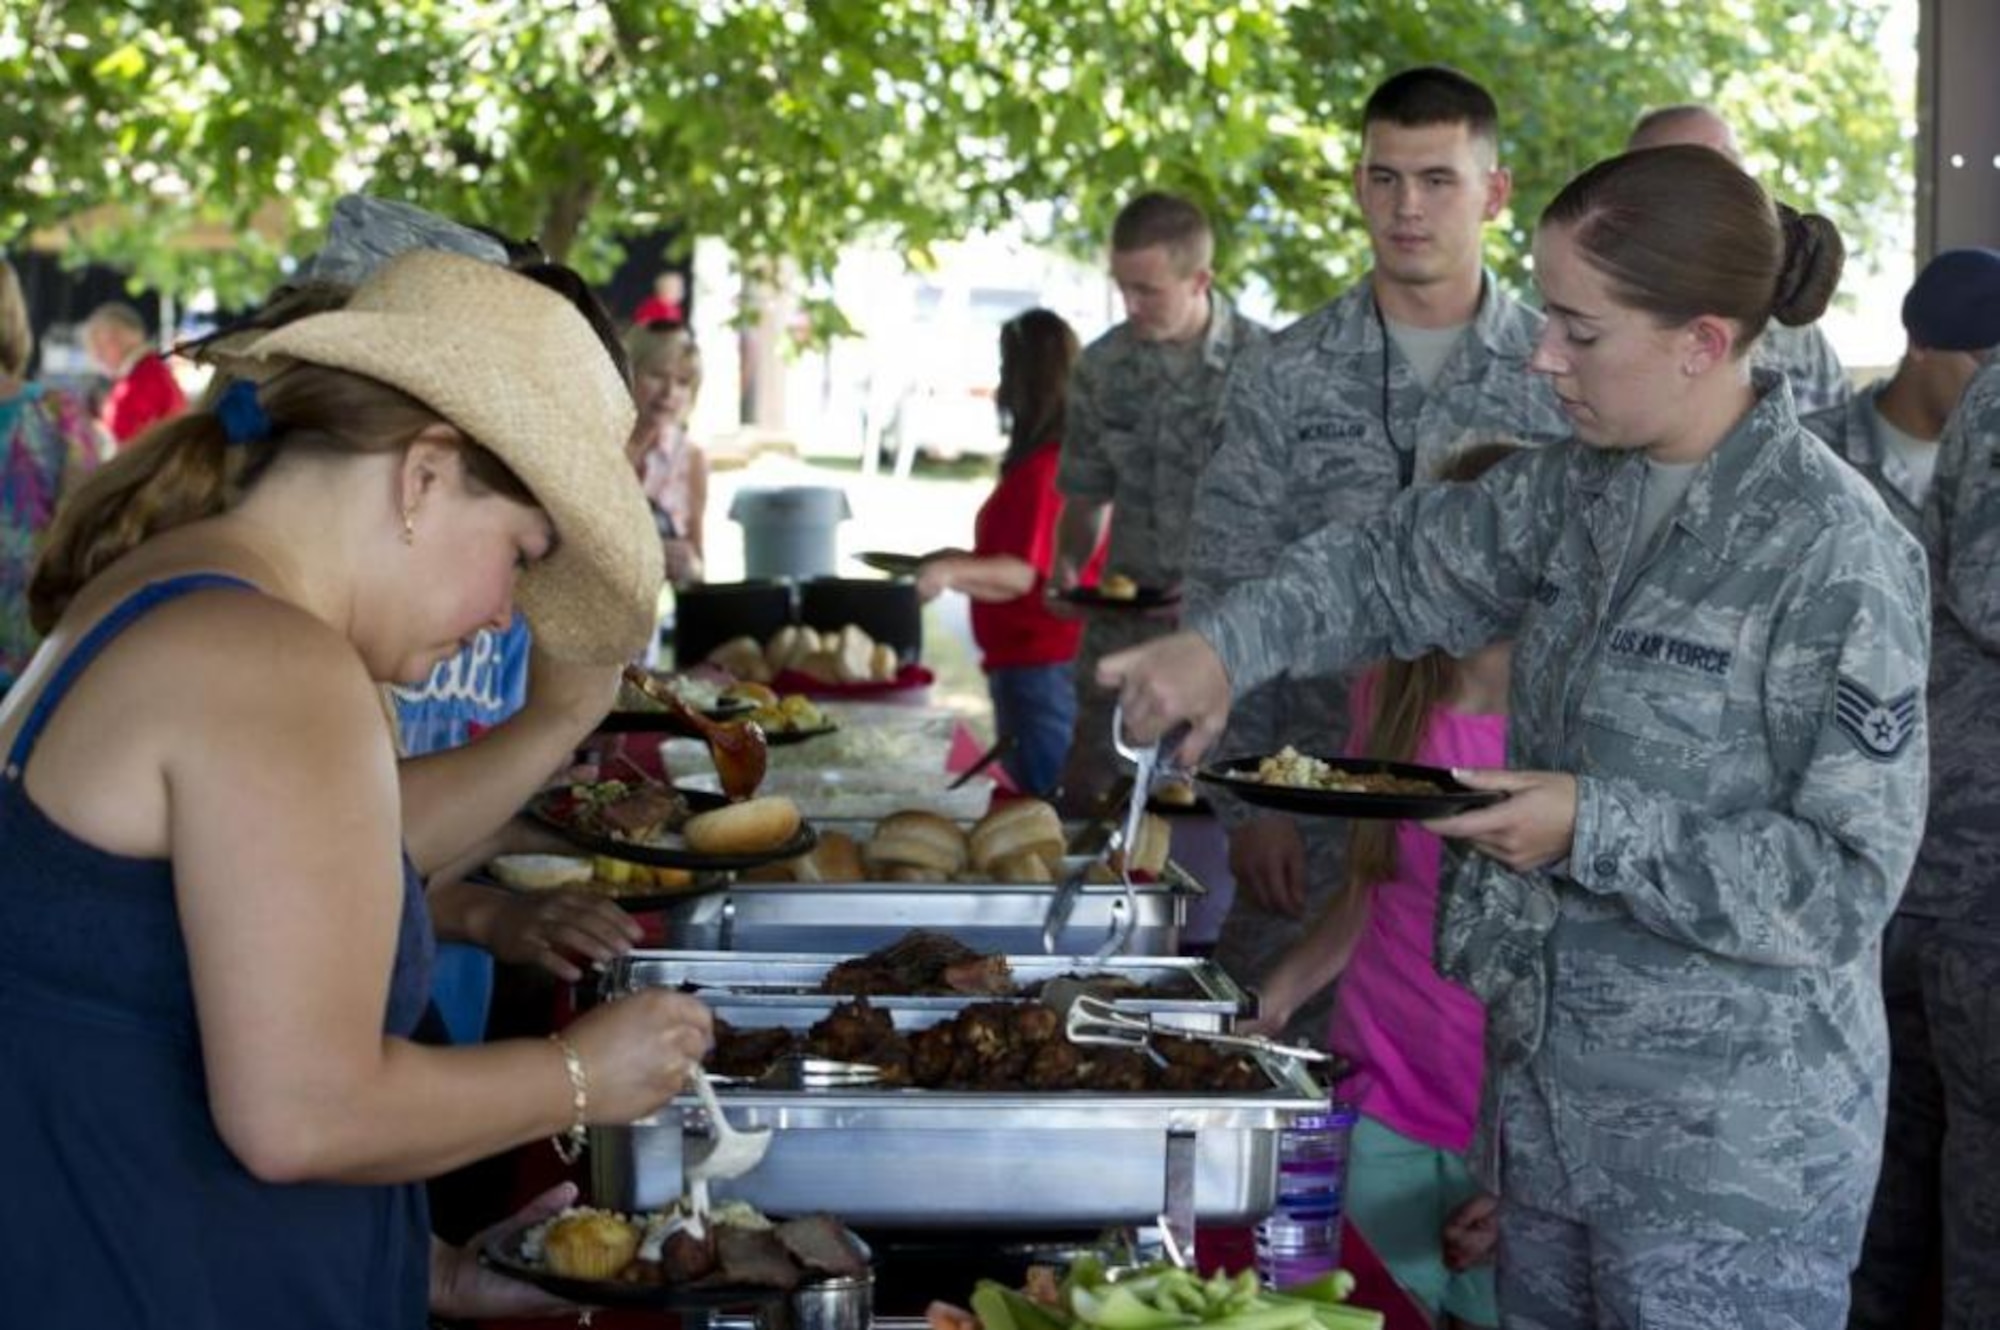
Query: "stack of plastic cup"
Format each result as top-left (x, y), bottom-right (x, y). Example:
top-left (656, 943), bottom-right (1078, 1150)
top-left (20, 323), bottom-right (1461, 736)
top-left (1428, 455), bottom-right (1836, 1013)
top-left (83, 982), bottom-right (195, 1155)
top-left (1255, 1104), bottom-right (1357, 1289)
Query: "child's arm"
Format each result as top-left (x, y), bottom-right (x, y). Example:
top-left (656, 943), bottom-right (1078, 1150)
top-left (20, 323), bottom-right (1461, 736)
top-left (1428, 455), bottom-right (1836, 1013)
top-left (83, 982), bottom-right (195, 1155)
top-left (1241, 877), bottom-right (1373, 1037)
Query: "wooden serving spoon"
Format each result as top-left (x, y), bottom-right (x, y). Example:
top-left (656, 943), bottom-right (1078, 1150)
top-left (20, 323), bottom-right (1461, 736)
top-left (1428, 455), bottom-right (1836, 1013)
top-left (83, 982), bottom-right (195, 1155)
top-left (620, 665), bottom-right (768, 801)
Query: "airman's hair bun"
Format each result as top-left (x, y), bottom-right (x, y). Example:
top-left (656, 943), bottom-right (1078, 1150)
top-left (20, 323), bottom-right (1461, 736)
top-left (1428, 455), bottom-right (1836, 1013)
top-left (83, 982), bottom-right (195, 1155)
top-left (1772, 203), bottom-right (1845, 328)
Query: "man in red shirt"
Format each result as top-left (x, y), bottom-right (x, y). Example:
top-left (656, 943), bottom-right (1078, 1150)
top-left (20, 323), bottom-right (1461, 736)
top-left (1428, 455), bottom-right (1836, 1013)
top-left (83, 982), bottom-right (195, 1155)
top-left (83, 301), bottom-right (186, 447)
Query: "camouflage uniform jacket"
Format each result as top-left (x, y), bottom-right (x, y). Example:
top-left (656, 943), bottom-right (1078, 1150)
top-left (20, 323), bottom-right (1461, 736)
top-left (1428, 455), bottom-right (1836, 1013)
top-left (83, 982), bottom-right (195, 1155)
top-left (1058, 292), bottom-right (1268, 671)
top-left (1754, 322), bottom-right (1850, 417)
top-left (1192, 374), bottom-right (1930, 1251)
top-left (1184, 271), bottom-right (1568, 832)
top-left (1909, 359), bottom-right (2000, 924)
top-left (1802, 380), bottom-right (1928, 539)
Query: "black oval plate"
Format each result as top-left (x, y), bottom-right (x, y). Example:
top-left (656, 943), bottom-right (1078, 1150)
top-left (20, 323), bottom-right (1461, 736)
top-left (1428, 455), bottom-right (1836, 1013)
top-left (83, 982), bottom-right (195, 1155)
top-left (1198, 755), bottom-right (1506, 820)
top-left (760, 722), bottom-right (840, 747)
top-left (1060, 586), bottom-right (1179, 611)
top-left (856, 550), bottom-right (923, 577)
top-left (596, 697), bottom-right (759, 735)
top-left (480, 1231), bottom-right (789, 1311)
top-left (527, 786), bottom-right (818, 870)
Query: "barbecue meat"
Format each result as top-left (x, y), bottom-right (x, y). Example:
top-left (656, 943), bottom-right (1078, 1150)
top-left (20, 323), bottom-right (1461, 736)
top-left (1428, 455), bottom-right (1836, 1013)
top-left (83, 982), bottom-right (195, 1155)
top-left (707, 1021), bottom-right (797, 1080)
top-left (661, 1224), bottom-right (720, 1283)
top-left (713, 1226), bottom-right (804, 1290)
top-left (909, 1023), bottom-right (957, 1086)
top-left (822, 931), bottom-right (1013, 997)
top-left (809, 999), bottom-right (899, 1064)
top-left (940, 954), bottom-right (1014, 995)
top-left (1023, 1040), bottom-right (1085, 1089)
top-left (1079, 1049), bottom-right (1151, 1092)
top-left (597, 786), bottom-right (689, 841)
top-left (775, 1214), bottom-right (870, 1278)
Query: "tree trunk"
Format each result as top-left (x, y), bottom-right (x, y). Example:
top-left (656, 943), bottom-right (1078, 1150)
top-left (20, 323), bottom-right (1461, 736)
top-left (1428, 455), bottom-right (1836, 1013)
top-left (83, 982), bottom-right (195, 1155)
top-left (538, 175), bottom-right (600, 263)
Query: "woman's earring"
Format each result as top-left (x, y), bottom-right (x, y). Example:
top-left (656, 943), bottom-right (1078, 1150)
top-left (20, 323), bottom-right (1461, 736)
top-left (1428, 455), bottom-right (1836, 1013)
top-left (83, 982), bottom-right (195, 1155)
top-left (402, 509), bottom-right (416, 546)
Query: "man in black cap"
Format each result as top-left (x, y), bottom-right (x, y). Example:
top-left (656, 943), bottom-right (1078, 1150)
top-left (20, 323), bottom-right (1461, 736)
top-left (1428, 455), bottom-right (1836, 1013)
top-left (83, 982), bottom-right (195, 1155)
top-left (1804, 247), bottom-right (2000, 538)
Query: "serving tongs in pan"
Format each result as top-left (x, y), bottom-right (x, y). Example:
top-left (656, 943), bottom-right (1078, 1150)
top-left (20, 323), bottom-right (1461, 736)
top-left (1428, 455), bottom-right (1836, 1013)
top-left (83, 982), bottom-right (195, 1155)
top-left (1063, 994), bottom-right (1338, 1067)
top-left (703, 1053), bottom-right (883, 1091)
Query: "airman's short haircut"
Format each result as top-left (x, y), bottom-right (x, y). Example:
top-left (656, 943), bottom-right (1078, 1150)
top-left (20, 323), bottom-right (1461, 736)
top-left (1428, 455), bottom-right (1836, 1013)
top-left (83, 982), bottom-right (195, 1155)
top-left (1110, 192), bottom-right (1214, 275)
top-left (1362, 65), bottom-right (1501, 157)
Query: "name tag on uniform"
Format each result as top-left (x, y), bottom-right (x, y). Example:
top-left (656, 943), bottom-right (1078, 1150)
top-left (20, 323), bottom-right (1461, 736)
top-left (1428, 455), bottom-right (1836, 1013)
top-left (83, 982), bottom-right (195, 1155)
top-left (1604, 627), bottom-right (1733, 677)
top-left (1296, 418), bottom-right (1368, 443)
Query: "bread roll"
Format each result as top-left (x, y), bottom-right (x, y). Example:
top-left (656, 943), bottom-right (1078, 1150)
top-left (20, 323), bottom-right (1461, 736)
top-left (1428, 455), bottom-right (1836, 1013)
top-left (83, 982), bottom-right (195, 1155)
top-left (793, 649), bottom-right (842, 684)
top-left (707, 635), bottom-right (772, 683)
top-left (1098, 573), bottom-right (1138, 601)
top-left (1151, 778), bottom-right (1198, 808)
top-left (490, 853), bottom-right (594, 890)
top-left (868, 642), bottom-right (899, 683)
top-left (969, 799), bottom-right (1064, 877)
top-left (880, 863), bottom-right (935, 883)
top-left (1111, 811), bottom-right (1171, 877)
top-left (993, 851), bottom-right (1054, 884)
top-left (765, 625), bottom-right (807, 675)
top-left (834, 624), bottom-right (875, 683)
top-left (683, 796), bottom-right (804, 854)
top-left (792, 830), bottom-right (864, 883)
top-left (864, 810), bottom-right (968, 876)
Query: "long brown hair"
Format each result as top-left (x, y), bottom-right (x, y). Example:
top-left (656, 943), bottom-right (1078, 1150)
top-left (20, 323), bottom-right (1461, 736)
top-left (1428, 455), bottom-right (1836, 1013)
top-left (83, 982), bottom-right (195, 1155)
top-left (997, 308), bottom-right (1079, 472)
top-left (1346, 440), bottom-right (1521, 889)
top-left (28, 363), bottom-right (529, 633)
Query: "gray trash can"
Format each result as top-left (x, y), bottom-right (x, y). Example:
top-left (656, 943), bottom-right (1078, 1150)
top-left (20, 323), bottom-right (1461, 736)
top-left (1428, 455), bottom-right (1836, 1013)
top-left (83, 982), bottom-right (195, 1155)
top-left (728, 485), bottom-right (852, 581)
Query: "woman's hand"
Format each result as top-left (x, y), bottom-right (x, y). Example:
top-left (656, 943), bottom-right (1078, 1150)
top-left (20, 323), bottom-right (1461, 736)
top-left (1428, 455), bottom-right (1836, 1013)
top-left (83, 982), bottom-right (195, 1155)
top-left (431, 1182), bottom-right (584, 1319)
top-left (915, 556), bottom-right (957, 604)
top-left (1096, 631), bottom-right (1231, 766)
top-left (476, 889), bottom-right (644, 984)
top-left (1424, 769), bottom-right (1578, 872)
top-left (564, 989), bottom-right (714, 1125)
top-left (1442, 1192), bottom-right (1500, 1272)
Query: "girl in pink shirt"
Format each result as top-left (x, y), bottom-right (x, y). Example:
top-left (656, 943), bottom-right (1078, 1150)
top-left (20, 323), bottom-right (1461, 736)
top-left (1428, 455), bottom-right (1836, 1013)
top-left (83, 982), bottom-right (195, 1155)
top-left (1249, 442), bottom-right (1516, 1326)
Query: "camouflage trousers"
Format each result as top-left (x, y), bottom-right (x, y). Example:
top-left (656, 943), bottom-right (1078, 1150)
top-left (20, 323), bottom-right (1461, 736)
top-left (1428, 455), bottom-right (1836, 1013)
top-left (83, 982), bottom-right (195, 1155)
top-left (1498, 1199), bottom-right (1849, 1329)
top-left (1850, 914), bottom-right (2000, 1330)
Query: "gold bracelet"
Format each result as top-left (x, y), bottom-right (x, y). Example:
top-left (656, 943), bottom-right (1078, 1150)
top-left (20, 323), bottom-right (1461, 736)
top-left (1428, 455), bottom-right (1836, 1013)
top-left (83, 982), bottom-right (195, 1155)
top-left (549, 1033), bottom-right (589, 1165)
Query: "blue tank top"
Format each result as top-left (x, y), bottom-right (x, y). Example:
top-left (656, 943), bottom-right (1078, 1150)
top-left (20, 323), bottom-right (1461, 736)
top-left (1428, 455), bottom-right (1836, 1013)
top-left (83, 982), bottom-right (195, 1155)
top-left (0, 575), bottom-right (434, 1329)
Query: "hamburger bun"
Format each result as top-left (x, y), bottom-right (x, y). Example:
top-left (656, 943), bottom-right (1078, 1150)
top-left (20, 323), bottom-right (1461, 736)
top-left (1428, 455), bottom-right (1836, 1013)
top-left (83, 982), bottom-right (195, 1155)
top-left (869, 642), bottom-right (899, 683)
top-left (1151, 777), bottom-right (1198, 808)
top-left (969, 799), bottom-right (1064, 877)
top-left (764, 625), bottom-right (808, 675)
top-left (992, 851), bottom-right (1055, 884)
top-left (865, 810), bottom-right (968, 877)
top-left (834, 624), bottom-right (875, 682)
top-left (489, 853), bottom-right (594, 891)
top-left (707, 635), bottom-right (772, 684)
top-left (793, 830), bottom-right (864, 883)
top-left (1098, 573), bottom-right (1138, 601)
top-left (683, 796), bottom-right (804, 855)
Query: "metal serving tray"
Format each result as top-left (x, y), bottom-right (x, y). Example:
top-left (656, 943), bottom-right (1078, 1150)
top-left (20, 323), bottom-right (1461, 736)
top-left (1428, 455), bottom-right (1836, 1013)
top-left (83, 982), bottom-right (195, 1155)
top-left (658, 859), bottom-right (1202, 957)
top-left (590, 1054), bottom-right (1330, 1231)
top-left (603, 951), bottom-right (1250, 1033)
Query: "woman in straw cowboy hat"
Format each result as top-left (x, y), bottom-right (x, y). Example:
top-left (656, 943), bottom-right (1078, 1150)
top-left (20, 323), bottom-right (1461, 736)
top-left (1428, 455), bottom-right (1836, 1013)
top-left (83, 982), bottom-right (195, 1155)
top-left (0, 250), bottom-right (711, 1326)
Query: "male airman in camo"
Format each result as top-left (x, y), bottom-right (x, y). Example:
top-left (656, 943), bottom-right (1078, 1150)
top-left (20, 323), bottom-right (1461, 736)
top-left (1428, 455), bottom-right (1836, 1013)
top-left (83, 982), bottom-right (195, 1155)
top-left (1849, 350), bottom-right (2000, 1329)
top-left (1184, 67), bottom-right (1566, 1042)
top-left (1049, 191), bottom-right (1267, 812)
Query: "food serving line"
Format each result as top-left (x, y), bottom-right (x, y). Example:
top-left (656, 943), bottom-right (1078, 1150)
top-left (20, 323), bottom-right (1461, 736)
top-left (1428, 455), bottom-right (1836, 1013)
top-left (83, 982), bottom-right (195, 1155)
top-left (469, 692), bottom-right (1445, 1330)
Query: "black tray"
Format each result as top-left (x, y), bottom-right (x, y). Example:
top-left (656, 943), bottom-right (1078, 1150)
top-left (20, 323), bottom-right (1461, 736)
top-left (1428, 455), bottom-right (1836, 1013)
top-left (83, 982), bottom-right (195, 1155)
top-left (1198, 755), bottom-right (1506, 820)
top-left (480, 1232), bottom-right (790, 1311)
top-left (1060, 586), bottom-right (1179, 611)
top-left (596, 697), bottom-right (758, 735)
top-left (527, 786), bottom-right (818, 870)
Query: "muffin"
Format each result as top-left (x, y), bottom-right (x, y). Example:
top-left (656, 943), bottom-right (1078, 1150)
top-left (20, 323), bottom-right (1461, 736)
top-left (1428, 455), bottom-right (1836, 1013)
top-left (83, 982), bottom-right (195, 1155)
top-left (543, 1209), bottom-right (642, 1280)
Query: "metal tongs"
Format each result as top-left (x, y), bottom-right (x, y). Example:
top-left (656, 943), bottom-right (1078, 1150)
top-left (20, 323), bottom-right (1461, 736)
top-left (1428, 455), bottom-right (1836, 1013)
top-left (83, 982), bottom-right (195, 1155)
top-left (1064, 994), bottom-right (1339, 1067)
top-left (703, 1053), bottom-right (883, 1090)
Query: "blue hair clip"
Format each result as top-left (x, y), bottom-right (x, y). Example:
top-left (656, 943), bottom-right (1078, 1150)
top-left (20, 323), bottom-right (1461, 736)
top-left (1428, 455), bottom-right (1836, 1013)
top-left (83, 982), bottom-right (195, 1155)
top-left (215, 379), bottom-right (272, 446)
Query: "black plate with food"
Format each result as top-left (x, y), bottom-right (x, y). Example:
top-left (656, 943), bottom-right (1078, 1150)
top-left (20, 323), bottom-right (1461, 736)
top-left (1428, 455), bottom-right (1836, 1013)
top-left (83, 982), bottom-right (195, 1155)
top-left (1198, 754), bottom-right (1505, 820)
top-left (528, 783), bottom-right (817, 870)
top-left (480, 1233), bottom-right (790, 1312)
top-left (856, 550), bottom-right (923, 578)
top-left (761, 722), bottom-right (840, 747)
top-left (597, 696), bottom-right (759, 735)
top-left (1059, 585), bottom-right (1179, 611)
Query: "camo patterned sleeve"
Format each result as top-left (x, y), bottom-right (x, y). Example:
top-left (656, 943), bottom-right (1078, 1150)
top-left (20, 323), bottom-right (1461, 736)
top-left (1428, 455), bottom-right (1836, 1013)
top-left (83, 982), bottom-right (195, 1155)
top-left (1055, 340), bottom-right (1116, 505)
top-left (1927, 360), bottom-right (2000, 650)
top-left (1569, 528), bottom-right (1930, 967)
top-left (1192, 446), bottom-right (1557, 698)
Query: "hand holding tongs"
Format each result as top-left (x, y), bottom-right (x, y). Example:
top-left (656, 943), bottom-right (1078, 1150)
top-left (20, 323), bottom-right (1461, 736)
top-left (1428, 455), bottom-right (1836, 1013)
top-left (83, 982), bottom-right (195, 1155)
top-left (1064, 993), bottom-right (1339, 1066)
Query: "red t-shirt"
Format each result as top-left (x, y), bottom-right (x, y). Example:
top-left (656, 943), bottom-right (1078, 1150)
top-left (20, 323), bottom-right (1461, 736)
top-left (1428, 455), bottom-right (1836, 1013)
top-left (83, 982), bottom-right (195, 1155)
top-left (101, 353), bottom-right (187, 446)
top-left (969, 440), bottom-right (1105, 670)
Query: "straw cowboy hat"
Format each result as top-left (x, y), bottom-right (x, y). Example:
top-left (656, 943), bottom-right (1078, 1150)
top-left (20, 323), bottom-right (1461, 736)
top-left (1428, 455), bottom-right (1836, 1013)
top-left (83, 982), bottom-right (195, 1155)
top-left (232, 249), bottom-right (662, 663)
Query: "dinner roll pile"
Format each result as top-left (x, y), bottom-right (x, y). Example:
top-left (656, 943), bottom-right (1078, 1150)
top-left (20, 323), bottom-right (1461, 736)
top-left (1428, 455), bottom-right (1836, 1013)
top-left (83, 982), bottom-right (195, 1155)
top-left (706, 624), bottom-right (901, 686)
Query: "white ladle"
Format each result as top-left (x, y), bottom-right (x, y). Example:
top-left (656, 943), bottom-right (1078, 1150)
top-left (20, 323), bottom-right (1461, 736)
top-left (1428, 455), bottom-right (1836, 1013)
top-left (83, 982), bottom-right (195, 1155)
top-left (682, 1065), bottom-right (773, 1237)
